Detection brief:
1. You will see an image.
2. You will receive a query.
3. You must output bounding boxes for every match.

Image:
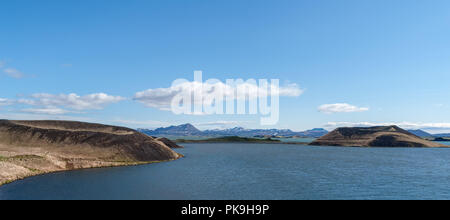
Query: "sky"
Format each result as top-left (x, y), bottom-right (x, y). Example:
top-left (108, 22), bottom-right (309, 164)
top-left (1, 0), bottom-right (450, 133)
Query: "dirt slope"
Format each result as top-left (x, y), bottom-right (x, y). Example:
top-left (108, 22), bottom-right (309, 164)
top-left (0, 120), bottom-right (182, 186)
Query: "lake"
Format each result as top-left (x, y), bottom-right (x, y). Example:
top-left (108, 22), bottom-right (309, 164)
top-left (1, 143), bottom-right (450, 200)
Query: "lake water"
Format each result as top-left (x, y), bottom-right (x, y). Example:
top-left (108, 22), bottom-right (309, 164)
top-left (1, 143), bottom-right (450, 200)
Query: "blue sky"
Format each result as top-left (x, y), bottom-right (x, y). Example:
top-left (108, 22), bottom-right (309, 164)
top-left (1, 0), bottom-right (450, 133)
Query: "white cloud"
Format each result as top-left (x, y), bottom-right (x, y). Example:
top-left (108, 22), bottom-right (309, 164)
top-left (318, 103), bottom-right (369, 114)
top-left (0, 112), bottom-right (94, 122)
top-left (0, 98), bottom-right (12, 106)
top-left (0, 60), bottom-right (5, 68)
top-left (20, 108), bottom-right (74, 115)
top-left (18, 93), bottom-right (125, 111)
top-left (134, 81), bottom-right (303, 110)
top-left (4, 68), bottom-right (24, 79)
top-left (324, 122), bottom-right (450, 134)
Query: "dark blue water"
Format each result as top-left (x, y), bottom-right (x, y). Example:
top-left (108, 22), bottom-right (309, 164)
top-left (1, 143), bottom-right (450, 200)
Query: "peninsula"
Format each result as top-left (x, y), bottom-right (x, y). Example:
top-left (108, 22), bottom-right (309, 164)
top-left (310, 126), bottom-right (448, 148)
top-left (0, 120), bottom-right (183, 186)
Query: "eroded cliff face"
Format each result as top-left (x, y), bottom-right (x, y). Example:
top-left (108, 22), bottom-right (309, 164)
top-left (310, 126), bottom-right (447, 148)
top-left (0, 120), bottom-right (183, 185)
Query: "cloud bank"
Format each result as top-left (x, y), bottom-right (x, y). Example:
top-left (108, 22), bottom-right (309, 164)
top-left (318, 103), bottom-right (369, 114)
top-left (0, 98), bottom-right (12, 106)
top-left (18, 93), bottom-right (125, 111)
top-left (0, 93), bottom-right (125, 115)
top-left (134, 81), bottom-right (303, 110)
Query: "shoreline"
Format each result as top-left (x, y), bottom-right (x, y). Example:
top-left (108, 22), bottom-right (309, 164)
top-left (0, 154), bottom-right (184, 187)
top-left (174, 136), bottom-right (311, 145)
top-left (176, 141), bottom-right (311, 145)
top-left (177, 141), bottom-right (450, 148)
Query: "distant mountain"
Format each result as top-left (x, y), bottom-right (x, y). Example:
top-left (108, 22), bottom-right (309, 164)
top-left (203, 127), bottom-right (296, 137)
top-left (139, 123), bottom-right (203, 136)
top-left (300, 128), bottom-right (329, 138)
top-left (407, 129), bottom-right (435, 138)
top-left (139, 124), bottom-right (328, 138)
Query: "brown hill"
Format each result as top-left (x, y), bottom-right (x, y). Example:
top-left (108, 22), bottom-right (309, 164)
top-left (156, 137), bottom-right (184, 149)
top-left (0, 120), bottom-right (182, 185)
top-left (310, 126), bottom-right (448, 148)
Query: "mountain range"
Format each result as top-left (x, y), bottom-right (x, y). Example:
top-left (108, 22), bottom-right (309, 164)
top-left (138, 124), bottom-right (329, 138)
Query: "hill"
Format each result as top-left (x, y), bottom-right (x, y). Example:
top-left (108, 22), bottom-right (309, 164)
top-left (155, 137), bottom-right (184, 148)
top-left (310, 126), bottom-right (447, 148)
top-left (139, 123), bottom-right (203, 136)
top-left (0, 120), bottom-right (182, 186)
top-left (299, 128), bottom-right (329, 138)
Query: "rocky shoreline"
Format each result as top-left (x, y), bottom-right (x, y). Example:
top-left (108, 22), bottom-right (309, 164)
top-left (0, 154), bottom-right (182, 187)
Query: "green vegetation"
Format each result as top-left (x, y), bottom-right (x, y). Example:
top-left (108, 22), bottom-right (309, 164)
top-left (175, 136), bottom-right (282, 143)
